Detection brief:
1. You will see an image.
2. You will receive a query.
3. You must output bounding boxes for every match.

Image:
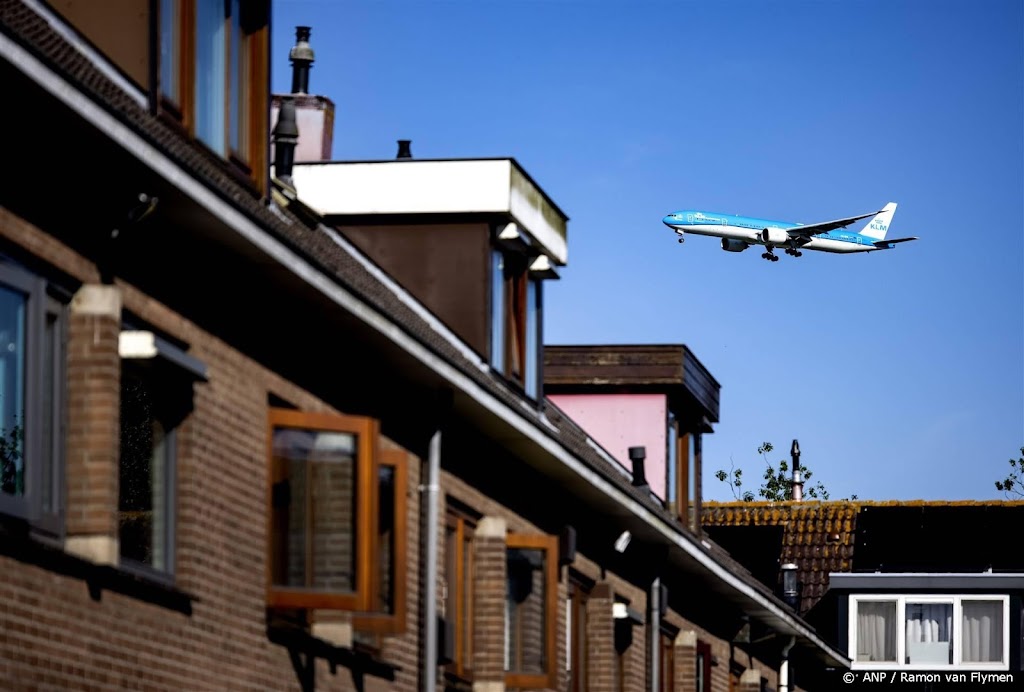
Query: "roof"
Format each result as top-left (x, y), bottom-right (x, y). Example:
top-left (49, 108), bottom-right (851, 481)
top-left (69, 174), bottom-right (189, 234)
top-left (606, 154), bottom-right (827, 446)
top-left (704, 500), bottom-right (1024, 613)
top-left (0, 0), bottom-right (847, 667)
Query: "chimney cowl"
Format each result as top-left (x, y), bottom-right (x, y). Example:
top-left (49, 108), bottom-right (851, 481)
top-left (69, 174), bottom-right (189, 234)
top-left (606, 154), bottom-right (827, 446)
top-left (272, 97), bottom-right (299, 185)
top-left (628, 446), bottom-right (648, 488)
top-left (290, 26), bottom-right (315, 63)
top-left (290, 26), bottom-right (315, 94)
top-left (396, 139), bottom-right (413, 159)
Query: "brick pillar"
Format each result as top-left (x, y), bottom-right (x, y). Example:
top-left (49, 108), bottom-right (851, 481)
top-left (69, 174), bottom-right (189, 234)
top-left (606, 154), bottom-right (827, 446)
top-left (65, 284), bottom-right (121, 565)
top-left (675, 631), bottom-right (697, 692)
top-left (586, 582), bottom-right (615, 692)
top-left (472, 516), bottom-right (506, 692)
top-left (739, 669), bottom-right (762, 692)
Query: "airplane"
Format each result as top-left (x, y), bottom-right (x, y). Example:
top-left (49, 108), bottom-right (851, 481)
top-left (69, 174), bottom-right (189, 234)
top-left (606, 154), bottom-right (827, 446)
top-left (662, 202), bottom-right (917, 261)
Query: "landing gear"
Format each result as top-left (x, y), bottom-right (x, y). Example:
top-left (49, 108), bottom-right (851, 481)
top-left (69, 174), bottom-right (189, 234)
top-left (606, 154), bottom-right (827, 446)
top-left (678, 237), bottom-right (684, 244)
top-left (784, 248), bottom-right (803, 257)
top-left (762, 246), bottom-right (779, 262)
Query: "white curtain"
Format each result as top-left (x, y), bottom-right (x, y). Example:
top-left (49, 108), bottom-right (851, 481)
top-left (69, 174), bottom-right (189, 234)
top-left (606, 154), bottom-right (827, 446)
top-left (962, 601), bottom-right (1002, 663)
top-left (906, 603), bottom-right (952, 664)
top-left (857, 601), bottom-right (897, 662)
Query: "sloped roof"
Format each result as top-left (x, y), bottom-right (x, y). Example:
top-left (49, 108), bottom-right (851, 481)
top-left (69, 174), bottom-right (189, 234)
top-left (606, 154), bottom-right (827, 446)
top-left (704, 500), bottom-right (1024, 613)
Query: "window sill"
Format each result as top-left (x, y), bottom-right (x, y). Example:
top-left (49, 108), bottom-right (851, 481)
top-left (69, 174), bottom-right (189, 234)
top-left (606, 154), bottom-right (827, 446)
top-left (0, 518), bottom-right (195, 615)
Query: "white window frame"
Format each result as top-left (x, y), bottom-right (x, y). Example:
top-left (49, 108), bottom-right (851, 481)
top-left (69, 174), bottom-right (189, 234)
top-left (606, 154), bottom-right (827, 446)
top-left (849, 594), bottom-right (1010, 671)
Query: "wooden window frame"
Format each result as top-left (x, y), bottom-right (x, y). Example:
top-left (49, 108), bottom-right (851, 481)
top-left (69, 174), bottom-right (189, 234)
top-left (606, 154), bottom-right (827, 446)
top-left (659, 621), bottom-right (679, 692)
top-left (156, 0), bottom-right (268, 194)
top-left (505, 532), bottom-right (558, 690)
top-left (696, 640), bottom-right (712, 692)
top-left (352, 447), bottom-right (408, 635)
top-left (567, 573), bottom-right (592, 692)
top-left (265, 408), bottom-right (378, 612)
top-left (444, 506), bottom-right (476, 682)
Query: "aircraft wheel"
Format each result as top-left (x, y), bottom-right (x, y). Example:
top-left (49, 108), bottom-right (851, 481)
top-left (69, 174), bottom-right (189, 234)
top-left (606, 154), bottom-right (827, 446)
top-left (771, 255), bottom-right (779, 262)
top-left (677, 238), bottom-right (684, 244)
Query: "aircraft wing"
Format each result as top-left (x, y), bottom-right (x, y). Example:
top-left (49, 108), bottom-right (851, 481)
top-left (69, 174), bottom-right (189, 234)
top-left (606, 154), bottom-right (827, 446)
top-left (784, 209), bottom-right (883, 238)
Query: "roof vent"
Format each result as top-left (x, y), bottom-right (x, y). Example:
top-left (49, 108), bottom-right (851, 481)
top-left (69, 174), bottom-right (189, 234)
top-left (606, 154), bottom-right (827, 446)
top-left (396, 139), bottom-right (413, 159)
top-left (628, 446), bottom-right (648, 489)
top-left (289, 26), bottom-right (315, 94)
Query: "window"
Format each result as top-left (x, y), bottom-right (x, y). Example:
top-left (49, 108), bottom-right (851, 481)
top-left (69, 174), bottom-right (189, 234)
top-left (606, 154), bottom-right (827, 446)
top-left (696, 640), bottom-right (712, 692)
top-left (158, 0), bottom-right (268, 187)
top-left (444, 506), bottom-right (476, 681)
top-left (352, 447), bottom-right (408, 634)
top-left (659, 625), bottom-right (677, 692)
top-left (676, 430), bottom-right (700, 530)
top-left (118, 329), bottom-right (205, 576)
top-left (567, 575), bottom-right (591, 692)
top-left (118, 361), bottom-right (176, 574)
top-left (505, 532), bottom-right (558, 688)
top-left (849, 595), bottom-right (1009, 670)
top-left (0, 263), bottom-right (64, 535)
top-left (489, 249), bottom-right (541, 398)
top-left (267, 408), bottom-right (378, 611)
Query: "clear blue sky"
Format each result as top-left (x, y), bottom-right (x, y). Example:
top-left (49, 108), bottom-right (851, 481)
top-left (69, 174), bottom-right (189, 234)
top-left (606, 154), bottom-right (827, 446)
top-left (272, 0), bottom-right (1024, 501)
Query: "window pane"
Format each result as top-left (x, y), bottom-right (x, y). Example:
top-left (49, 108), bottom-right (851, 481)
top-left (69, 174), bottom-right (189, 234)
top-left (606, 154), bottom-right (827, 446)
top-left (271, 428), bottom-right (357, 591)
top-left (228, 0), bottom-right (249, 158)
top-left (855, 600), bottom-right (897, 662)
top-left (962, 601), bottom-right (1003, 663)
top-left (195, 0), bottom-right (227, 155)
top-left (490, 251), bottom-right (505, 372)
top-left (0, 284), bottom-right (26, 498)
top-left (160, 0), bottom-right (180, 103)
top-left (462, 532), bottom-right (473, 667)
top-left (667, 416), bottom-right (677, 506)
top-left (505, 547), bottom-right (547, 675)
top-left (524, 279), bottom-right (539, 398)
top-left (905, 602), bottom-right (952, 665)
top-left (119, 367), bottom-right (171, 571)
top-left (376, 465), bottom-right (395, 613)
top-left (695, 652), bottom-right (705, 692)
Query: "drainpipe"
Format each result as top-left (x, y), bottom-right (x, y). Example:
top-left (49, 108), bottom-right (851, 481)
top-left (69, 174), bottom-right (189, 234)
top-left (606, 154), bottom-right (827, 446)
top-left (779, 635), bottom-right (796, 692)
top-left (421, 429), bottom-right (442, 692)
top-left (649, 577), bottom-right (661, 692)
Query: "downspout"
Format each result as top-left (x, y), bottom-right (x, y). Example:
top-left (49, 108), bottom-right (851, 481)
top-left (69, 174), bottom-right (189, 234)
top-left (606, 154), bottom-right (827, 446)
top-left (779, 635), bottom-right (796, 692)
top-left (649, 577), bottom-right (661, 692)
top-left (421, 429), bottom-right (442, 692)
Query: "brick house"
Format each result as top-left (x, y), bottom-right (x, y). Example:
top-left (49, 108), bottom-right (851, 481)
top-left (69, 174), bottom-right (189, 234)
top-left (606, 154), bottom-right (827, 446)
top-left (0, 1), bottom-right (848, 690)
top-left (704, 500), bottom-right (1024, 676)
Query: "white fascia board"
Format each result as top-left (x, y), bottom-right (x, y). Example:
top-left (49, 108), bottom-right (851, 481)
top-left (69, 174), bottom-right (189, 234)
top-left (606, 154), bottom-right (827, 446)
top-left (292, 160), bottom-right (569, 265)
top-left (4, 34), bottom-right (842, 666)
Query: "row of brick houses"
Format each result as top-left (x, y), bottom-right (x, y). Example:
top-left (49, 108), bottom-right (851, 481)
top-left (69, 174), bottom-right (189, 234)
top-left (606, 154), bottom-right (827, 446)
top-left (0, 1), bottom-right (851, 690)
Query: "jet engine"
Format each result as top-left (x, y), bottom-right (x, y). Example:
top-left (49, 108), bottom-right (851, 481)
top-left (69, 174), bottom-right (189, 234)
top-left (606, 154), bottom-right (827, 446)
top-left (721, 239), bottom-right (750, 253)
top-left (761, 228), bottom-right (789, 246)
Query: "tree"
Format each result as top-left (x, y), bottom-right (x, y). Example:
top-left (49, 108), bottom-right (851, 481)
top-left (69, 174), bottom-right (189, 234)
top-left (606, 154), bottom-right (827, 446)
top-left (714, 441), bottom-right (855, 502)
top-left (994, 446), bottom-right (1024, 499)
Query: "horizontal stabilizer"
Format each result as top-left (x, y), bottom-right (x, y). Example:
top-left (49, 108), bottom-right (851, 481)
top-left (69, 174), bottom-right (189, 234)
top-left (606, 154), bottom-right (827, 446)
top-left (873, 236), bottom-right (918, 248)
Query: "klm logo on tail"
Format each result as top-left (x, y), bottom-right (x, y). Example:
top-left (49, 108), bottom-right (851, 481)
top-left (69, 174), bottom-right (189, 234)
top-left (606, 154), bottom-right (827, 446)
top-left (859, 203), bottom-right (898, 240)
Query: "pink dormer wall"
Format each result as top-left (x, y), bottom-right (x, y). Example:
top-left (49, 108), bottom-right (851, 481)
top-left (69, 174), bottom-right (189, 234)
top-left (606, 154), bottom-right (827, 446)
top-left (549, 393), bottom-right (667, 499)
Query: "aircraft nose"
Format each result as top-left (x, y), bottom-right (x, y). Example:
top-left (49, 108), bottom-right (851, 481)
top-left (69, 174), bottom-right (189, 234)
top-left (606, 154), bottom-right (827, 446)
top-left (662, 214), bottom-right (679, 227)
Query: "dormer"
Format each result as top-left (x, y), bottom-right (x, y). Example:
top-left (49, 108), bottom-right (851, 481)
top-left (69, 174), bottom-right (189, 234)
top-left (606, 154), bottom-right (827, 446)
top-left (290, 153), bottom-right (568, 400)
top-left (48, 0), bottom-right (271, 196)
top-left (544, 345), bottom-right (720, 533)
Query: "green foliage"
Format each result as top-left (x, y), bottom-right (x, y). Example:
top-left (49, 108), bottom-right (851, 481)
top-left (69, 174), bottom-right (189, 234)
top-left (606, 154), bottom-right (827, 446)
top-left (994, 446), bottom-right (1024, 499)
top-left (715, 441), bottom-right (856, 502)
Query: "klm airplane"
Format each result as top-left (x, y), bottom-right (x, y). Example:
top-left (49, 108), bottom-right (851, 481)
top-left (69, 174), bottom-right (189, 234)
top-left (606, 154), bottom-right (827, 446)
top-left (662, 202), bottom-right (917, 261)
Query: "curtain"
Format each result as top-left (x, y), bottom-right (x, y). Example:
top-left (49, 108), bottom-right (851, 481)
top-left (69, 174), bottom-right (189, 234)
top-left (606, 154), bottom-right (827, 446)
top-left (962, 601), bottom-right (1003, 663)
top-left (906, 603), bottom-right (952, 664)
top-left (856, 601), bottom-right (897, 662)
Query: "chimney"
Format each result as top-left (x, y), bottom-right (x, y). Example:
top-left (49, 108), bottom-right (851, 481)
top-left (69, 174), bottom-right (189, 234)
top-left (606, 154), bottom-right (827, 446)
top-left (790, 439), bottom-right (803, 501)
top-left (396, 139), bottom-right (413, 159)
top-left (290, 26), bottom-right (314, 95)
top-left (628, 446), bottom-right (648, 490)
top-left (272, 97), bottom-right (298, 186)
